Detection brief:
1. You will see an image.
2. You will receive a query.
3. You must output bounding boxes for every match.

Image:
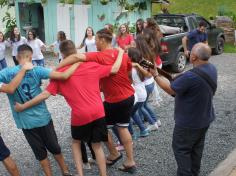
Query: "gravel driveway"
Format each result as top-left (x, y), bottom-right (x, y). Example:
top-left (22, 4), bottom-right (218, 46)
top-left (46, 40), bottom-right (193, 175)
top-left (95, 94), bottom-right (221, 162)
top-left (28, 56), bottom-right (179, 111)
top-left (0, 53), bottom-right (235, 176)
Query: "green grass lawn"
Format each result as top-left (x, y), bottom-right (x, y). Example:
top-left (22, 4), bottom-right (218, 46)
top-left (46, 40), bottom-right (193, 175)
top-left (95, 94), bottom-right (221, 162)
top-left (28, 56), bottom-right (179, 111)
top-left (224, 43), bottom-right (236, 53)
top-left (152, 0), bottom-right (236, 20)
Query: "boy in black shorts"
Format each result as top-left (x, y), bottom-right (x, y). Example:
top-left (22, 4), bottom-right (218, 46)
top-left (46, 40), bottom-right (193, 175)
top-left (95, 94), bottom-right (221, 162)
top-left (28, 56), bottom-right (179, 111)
top-left (0, 62), bottom-right (33, 176)
top-left (57, 29), bottom-right (136, 173)
top-left (0, 45), bottom-right (78, 176)
top-left (14, 40), bottom-right (124, 176)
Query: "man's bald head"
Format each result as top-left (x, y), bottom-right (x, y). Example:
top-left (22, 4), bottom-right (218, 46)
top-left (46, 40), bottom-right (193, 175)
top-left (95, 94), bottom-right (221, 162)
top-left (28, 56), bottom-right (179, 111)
top-left (191, 43), bottom-right (212, 61)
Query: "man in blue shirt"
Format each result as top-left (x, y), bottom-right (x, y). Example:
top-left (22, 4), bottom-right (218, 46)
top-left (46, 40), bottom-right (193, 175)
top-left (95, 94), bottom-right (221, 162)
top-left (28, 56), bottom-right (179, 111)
top-left (0, 44), bottom-right (78, 176)
top-left (150, 43), bottom-right (217, 176)
top-left (0, 62), bottom-right (33, 176)
top-left (182, 21), bottom-right (208, 57)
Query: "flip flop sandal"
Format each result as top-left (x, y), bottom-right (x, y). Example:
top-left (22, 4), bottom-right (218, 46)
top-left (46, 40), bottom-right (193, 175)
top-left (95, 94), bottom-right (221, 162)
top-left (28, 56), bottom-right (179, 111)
top-left (118, 164), bottom-right (137, 174)
top-left (106, 154), bottom-right (123, 166)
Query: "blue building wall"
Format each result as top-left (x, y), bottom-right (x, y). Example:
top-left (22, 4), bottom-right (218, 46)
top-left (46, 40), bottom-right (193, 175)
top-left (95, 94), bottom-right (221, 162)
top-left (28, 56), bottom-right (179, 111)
top-left (15, 0), bottom-right (151, 44)
top-left (87, 0), bottom-right (151, 32)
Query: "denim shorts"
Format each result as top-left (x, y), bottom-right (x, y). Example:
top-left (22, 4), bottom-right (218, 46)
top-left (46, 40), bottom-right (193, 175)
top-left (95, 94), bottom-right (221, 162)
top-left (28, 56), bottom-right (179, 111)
top-left (0, 58), bottom-right (7, 70)
top-left (32, 59), bottom-right (45, 67)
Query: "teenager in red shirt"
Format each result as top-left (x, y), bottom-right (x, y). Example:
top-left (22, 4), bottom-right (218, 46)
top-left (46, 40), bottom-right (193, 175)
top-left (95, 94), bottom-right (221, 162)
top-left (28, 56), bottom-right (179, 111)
top-left (116, 24), bottom-right (135, 52)
top-left (57, 29), bottom-right (136, 173)
top-left (14, 40), bottom-right (124, 176)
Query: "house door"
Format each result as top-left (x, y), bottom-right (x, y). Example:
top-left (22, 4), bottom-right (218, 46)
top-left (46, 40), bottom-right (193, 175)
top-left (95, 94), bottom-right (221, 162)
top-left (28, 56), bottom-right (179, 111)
top-left (57, 4), bottom-right (71, 40)
top-left (56, 4), bottom-right (89, 50)
top-left (74, 5), bottom-right (89, 49)
top-left (37, 4), bottom-right (45, 42)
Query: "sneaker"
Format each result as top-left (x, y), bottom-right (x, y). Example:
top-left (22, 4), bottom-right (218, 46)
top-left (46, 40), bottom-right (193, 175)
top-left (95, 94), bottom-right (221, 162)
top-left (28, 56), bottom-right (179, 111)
top-left (63, 172), bottom-right (73, 176)
top-left (147, 124), bottom-right (158, 131)
top-left (140, 129), bottom-right (149, 137)
top-left (88, 158), bottom-right (96, 164)
top-left (131, 133), bottom-right (138, 140)
top-left (156, 120), bottom-right (162, 127)
top-left (83, 163), bottom-right (91, 170)
top-left (116, 144), bottom-right (125, 151)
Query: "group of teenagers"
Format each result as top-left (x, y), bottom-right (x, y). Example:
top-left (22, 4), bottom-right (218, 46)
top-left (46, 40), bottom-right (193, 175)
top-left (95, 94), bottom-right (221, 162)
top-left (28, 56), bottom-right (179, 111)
top-left (0, 16), bottom-right (217, 176)
top-left (0, 17), bottom-right (164, 176)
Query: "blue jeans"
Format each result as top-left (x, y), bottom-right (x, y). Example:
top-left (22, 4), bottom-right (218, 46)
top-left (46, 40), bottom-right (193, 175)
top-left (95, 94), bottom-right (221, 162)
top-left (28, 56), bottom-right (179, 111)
top-left (32, 59), bottom-right (45, 67)
top-left (0, 58), bottom-right (7, 70)
top-left (129, 102), bottom-right (146, 133)
top-left (139, 82), bottom-right (159, 125)
top-left (12, 56), bottom-right (19, 65)
top-left (112, 126), bottom-right (122, 144)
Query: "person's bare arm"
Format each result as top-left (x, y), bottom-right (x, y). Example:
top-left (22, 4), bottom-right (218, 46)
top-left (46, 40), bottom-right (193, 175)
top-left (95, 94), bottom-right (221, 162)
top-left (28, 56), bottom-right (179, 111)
top-left (41, 45), bottom-right (47, 52)
top-left (182, 36), bottom-right (189, 57)
top-left (204, 41), bottom-right (208, 45)
top-left (0, 62), bottom-right (33, 94)
top-left (128, 71), bottom-right (133, 83)
top-left (110, 48), bottom-right (124, 74)
top-left (77, 43), bottom-right (84, 49)
top-left (124, 41), bottom-right (136, 51)
top-left (132, 63), bottom-right (152, 78)
top-left (150, 67), bottom-right (175, 96)
top-left (50, 62), bottom-right (80, 80)
top-left (14, 90), bottom-right (51, 112)
top-left (57, 53), bottom-right (86, 69)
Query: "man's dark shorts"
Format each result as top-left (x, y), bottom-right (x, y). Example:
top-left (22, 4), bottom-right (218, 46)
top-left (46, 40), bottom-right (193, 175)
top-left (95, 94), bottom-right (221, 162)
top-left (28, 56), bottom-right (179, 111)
top-left (0, 135), bottom-right (10, 161)
top-left (71, 117), bottom-right (108, 143)
top-left (22, 120), bottom-right (61, 161)
top-left (104, 95), bottom-right (134, 128)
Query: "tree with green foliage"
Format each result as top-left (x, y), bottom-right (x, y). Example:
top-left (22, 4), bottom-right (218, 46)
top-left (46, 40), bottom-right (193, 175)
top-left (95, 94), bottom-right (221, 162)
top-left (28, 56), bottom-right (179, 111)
top-left (0, 0), bottom-right (16, 37)
top-left (0, 0), bottom-right (9, 8)
top-left (2, 12), bottom-right (16, 38)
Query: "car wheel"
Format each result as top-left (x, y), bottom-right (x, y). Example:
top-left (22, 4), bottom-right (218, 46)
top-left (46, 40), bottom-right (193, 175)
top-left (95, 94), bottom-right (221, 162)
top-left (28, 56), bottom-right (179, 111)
top-left (171, 52), bottom-right (187, 73)
top-left (213, 37), bottom-right (224, 55)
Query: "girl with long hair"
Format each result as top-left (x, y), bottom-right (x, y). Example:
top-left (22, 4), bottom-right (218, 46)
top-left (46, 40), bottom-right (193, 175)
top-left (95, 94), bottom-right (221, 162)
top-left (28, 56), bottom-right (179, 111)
top-left (142, 28), bottom-right (162, 67)
top-left (78, 27), bottom-right (97, 52)
top-left (9, 27), bottom-right (27, 65)
top-left (135, 19), bottom-right (144, 37)
top-left (145, 18), bottom-right (163, 39)
top-left (0, 31), bottom-right (9, 70)
top-left (135, 33), bottom-right (162, 131)
top-left (26, 30), bottom-right (46, 67)
top-left (128, 47), bottom-right (149, 137)
top-left (50, 31), bottom-right (67, 63)
top-left (116, 24), bottom-right (135, 51)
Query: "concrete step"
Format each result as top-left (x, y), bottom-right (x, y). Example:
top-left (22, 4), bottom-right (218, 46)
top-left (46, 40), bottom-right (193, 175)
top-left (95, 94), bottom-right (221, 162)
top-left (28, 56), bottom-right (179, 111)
top-left (209, 148), bottom-right (236, 176)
